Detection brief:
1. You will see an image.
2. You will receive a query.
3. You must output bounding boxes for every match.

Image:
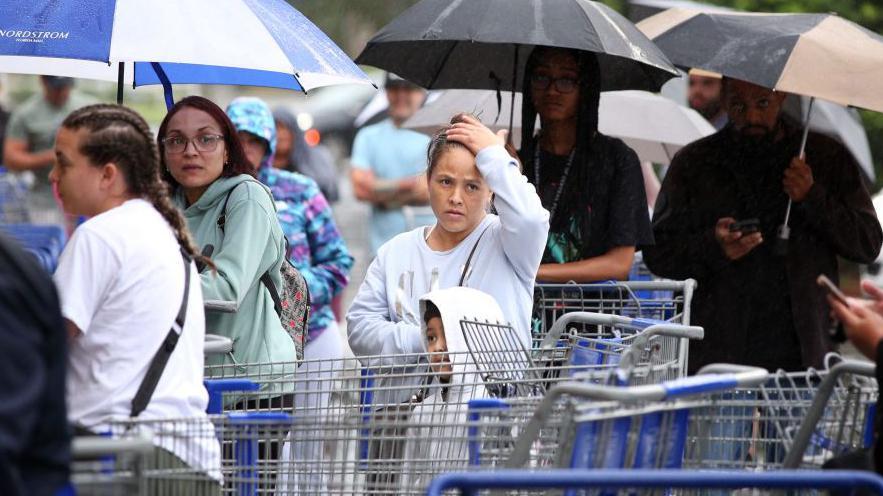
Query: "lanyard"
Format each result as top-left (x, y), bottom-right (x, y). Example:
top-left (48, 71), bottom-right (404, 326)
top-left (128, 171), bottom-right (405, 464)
top-left (534, 143), bottom-right (576, 221)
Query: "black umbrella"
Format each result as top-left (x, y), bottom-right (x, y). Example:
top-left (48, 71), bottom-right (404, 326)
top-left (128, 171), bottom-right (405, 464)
top-left (356, 0), bottom-right (679, 94)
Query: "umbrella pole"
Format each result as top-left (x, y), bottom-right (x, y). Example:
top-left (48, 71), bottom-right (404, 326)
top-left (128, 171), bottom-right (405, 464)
top-left (150, 62), bottom-right (176, 110)
top-left (776, 96), bottom-right (815, 254)
top-left (116, 62), bottom-right (124, 105)
top-left (508, 45), bottom-right (519, 145)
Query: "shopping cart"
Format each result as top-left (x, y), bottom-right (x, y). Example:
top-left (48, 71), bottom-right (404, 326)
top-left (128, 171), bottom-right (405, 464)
top-left (497, 358), bottom-right (876, 473)
top-left (203, 312), bottom-right (704, 412)
top-left (71, 434), bottom-right (155, 495)
top-left (200, 314), bottom-right (702, 495)
top-left (0, 167), bottom-right (30, 224)
top-left (72, 412), bottom-right (305, 496)
top-left (532, 279), bottom-right (697, 350)
top-left (426, 469), bottom-right (883, 496)
top-left (0, 223), bottom-right (66, 272)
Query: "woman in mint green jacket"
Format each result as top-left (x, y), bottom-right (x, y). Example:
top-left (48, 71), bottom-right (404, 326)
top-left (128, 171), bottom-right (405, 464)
top-left (158, 96), bottom-right (295, 404)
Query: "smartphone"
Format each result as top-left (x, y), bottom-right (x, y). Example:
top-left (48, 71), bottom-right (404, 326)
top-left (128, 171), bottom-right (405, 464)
top-left (729, 218), bottom-right (760, 234)
top-left (817, 274), bottom-right (850, 308)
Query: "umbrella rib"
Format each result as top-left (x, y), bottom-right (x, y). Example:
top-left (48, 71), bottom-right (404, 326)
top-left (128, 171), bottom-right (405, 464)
top-left (292, 72), bottom-right (307, 94)
top-left (427, 41), bottom-right (460, 88)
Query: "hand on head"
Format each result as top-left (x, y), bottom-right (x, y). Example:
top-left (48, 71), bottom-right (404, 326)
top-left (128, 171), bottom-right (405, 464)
top-left (443, 114), bottom-right (508, 156)
top-left (714, 217), bottom-right (763, 261)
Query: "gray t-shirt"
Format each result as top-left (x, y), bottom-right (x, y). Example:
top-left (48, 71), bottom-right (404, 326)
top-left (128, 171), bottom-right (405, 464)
top-left (6, 92), bottom-right (94, 197)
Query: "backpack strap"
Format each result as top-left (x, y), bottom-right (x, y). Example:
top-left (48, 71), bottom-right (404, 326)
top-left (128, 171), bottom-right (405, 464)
top-left (260, 271), bottom-right (283, 315)
top-left (216, 180), bottom-right (284, 318)
top-left (130, 248), bottom-right (191, 418)
top-left (216, 182), bottom-right (246, 232)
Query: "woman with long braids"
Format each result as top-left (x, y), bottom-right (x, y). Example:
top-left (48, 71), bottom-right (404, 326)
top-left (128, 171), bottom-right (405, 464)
top-left (520, 47), bottom-right (653, 282)
top-left (51, 104), bottom-right (221, 491)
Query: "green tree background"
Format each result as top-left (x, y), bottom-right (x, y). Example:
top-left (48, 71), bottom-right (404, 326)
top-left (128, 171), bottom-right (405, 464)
top-left (294, 0), bottom-right (883, 190)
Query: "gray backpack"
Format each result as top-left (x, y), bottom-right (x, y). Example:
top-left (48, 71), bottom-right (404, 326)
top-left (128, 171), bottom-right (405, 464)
top-left (217, 183), bottom-right (309, 361)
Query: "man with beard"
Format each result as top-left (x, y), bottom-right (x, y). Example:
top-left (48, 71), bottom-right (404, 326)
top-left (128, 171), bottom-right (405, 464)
top-left (644, 78), bottom-right (882, 373)
top-left (688, 70), bottom-right (728, 130)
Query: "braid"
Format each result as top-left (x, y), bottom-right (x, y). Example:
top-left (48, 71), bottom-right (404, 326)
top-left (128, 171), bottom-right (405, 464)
top-left (62, 104), bottom-right (212, 268)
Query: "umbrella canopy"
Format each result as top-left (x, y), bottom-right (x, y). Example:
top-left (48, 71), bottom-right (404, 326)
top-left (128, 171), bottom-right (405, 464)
top-left (403, 89), bottom-right (715, 164)
top-left (355, 0), bottom-right (679, 93)
top-left (638, 9), bottom-right (883, 113)
top-left (0, 0), bottom-right (372, 94)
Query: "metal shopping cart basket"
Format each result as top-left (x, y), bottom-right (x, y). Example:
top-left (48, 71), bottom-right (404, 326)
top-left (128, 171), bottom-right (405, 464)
top-left (72, 412), bottom-right (317, 496)
top-left (494, 357), bottom-right (876, 475)
top-left (532, 280), bottom-right (697, 374)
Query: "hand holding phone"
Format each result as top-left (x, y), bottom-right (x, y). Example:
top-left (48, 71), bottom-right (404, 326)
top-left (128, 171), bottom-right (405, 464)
top-left (728, 218), bottom-right (760, 234)
top-left (817, 274), bottom-right (850, 308)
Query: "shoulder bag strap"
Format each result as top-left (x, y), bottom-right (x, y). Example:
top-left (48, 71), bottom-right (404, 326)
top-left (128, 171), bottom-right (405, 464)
top-left (459, 224), bottom-right (492, 287)
top-left (130, 249), bottom-right (191, 418)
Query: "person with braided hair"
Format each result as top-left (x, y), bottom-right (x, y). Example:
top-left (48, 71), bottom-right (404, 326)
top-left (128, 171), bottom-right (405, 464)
top-left (519, 47), bottom-right (653, 283)
top-left (50, 104), bottom-right (222, 490)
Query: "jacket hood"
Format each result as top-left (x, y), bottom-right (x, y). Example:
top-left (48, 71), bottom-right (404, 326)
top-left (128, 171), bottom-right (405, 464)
top-left (226, 97), bottom-right (276, 170)
top-left (418, 287), bottom-right (508, 402)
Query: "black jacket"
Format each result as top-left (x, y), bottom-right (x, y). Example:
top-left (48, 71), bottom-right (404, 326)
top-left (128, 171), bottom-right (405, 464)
top-left (0, 234), bottom-right (70, 495)
top-left (644, 122), bottom-right (882, 372)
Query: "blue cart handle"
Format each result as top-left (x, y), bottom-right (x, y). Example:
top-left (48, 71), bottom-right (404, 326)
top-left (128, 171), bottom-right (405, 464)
top-left (537, 312), bottom-right (703, 351)
top-left (427, 469), bottom-right (883, 496)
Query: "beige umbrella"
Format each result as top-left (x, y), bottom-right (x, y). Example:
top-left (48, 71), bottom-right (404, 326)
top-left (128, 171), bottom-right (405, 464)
top-left (638, 9), bottom-right (883, 113)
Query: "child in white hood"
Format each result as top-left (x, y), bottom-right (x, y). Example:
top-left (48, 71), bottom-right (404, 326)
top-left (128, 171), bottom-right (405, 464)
top-left (399, 287), bottom-right (514, 491)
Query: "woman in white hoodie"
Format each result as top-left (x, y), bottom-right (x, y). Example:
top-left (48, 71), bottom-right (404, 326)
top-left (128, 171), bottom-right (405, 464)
top-left (347, 114), bottom-right (550, 365)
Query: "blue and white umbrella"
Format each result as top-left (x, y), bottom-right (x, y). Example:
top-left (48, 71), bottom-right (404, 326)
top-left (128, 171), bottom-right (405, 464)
top-left (0, 0), bottom-right (373, 105)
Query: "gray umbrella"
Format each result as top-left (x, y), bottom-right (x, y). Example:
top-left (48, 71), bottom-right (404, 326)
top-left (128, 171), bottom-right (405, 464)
top-left (355, 0), bottom-right (679, 93)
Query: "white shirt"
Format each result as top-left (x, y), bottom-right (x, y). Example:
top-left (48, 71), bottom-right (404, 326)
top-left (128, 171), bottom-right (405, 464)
top-left (55, 199), bottom-right (220, 479)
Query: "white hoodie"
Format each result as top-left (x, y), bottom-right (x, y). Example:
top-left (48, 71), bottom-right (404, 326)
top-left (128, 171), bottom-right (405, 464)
top-left (398, 288), bottom-right (510, 491)
top-left (347, 144), bottom-right (549, 365)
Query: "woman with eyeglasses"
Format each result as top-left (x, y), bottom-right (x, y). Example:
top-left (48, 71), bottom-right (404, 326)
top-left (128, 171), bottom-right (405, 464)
top-left (520, 47), bottom-right (653, 283)
top-left (158, 96), bottom-right (296, 402)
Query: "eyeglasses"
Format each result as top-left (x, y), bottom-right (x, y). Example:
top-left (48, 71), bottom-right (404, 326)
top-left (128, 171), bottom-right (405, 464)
top-left (530, 74), bottom-right (580, 94)
top-left (162, 134), bottom-right (224, 154)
